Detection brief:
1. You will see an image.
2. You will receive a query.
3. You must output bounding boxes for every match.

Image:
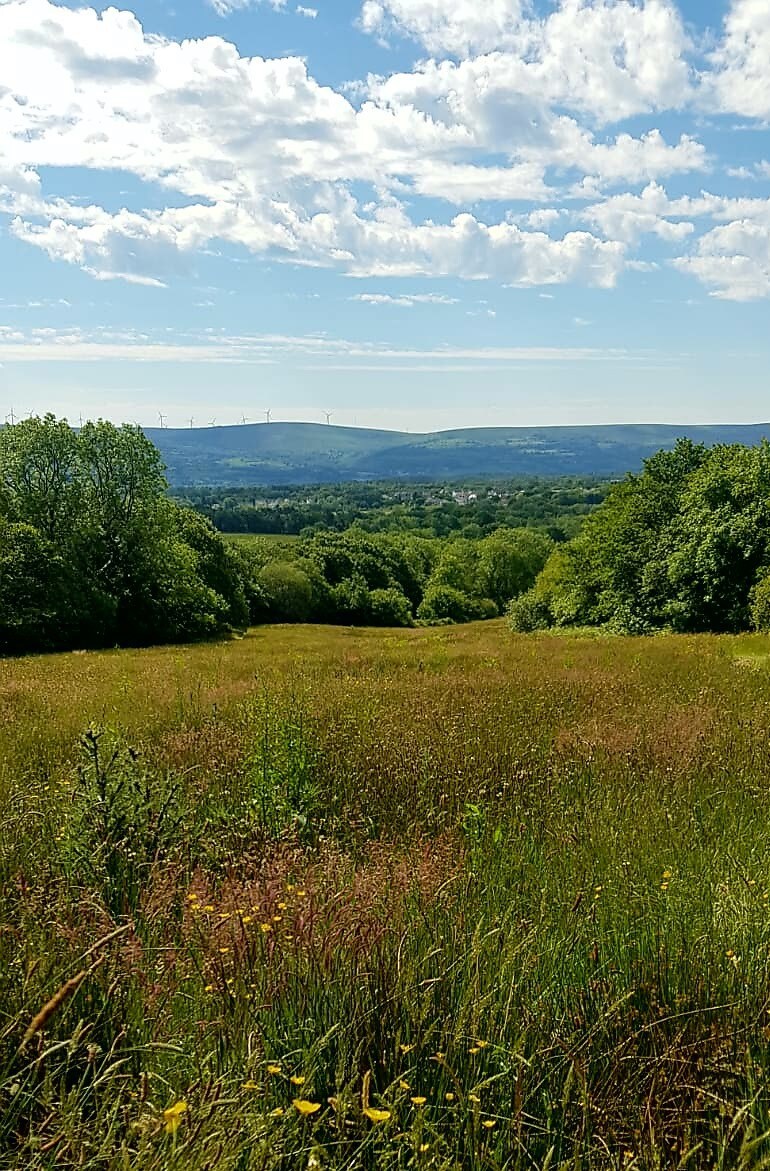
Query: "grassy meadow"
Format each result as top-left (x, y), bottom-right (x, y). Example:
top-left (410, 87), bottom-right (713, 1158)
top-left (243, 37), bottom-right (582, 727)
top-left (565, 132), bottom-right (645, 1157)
top-left (4, 621), bottom-right (770, 1168)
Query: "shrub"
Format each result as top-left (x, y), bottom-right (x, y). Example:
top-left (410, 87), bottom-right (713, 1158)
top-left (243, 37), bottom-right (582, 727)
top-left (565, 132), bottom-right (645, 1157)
top-left (366, 587), bottom-right (413, 627)
top-left (258, 562), bottom-right (314, 622)
top-left (507, 588), bottom-right (552, 632)
top-left (750, 569), bottom-right (770, 631)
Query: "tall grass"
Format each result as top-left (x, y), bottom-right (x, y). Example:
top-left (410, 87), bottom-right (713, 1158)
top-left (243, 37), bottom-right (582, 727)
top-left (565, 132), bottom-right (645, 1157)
top-left (3, 623), bottom-right (770, 1167)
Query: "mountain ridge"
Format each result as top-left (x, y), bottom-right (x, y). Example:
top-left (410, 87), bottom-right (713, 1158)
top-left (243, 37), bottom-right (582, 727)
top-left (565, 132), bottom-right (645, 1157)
top-left (144, 421), bottom-right (770, 486)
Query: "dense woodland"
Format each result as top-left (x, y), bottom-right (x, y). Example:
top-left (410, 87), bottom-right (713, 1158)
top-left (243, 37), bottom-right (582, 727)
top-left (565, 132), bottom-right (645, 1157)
top-left (176, 480), bottom-right (607, 540)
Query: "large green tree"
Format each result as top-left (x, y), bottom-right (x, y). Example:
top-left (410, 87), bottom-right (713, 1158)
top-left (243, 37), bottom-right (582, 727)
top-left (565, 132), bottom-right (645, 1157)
top-left (512, 439), bottom-right (770, 635)
top-left (0, 415), bottom-right (247, 653)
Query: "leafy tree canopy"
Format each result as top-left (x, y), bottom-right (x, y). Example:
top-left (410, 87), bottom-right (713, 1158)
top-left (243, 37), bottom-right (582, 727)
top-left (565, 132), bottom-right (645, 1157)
top-left (511, 439), bottom-right (770, 635)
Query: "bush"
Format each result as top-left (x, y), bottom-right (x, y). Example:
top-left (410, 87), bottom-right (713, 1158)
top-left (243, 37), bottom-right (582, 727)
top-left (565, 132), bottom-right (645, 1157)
top-left (417, 584), bottom-right (489, 624)
top-left (366, 587), bottom-right (414, 627)
top-left (507, 589), bottom-right (552, 632)
top-left (258, 562), bottom-right (314, 622)
top-left (750, 570), bottom-right (770, 631)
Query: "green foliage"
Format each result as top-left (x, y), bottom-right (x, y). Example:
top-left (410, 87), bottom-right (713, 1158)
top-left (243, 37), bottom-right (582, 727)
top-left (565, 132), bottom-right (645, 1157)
top-left (751, 570), bottom-right (770, 631)
top-left (0, 415), bottom-right (247, 654)
top-left (179, 476), bottom-right (607, 539)
top-left (366, 587), bottom-right (414, 627)
top-left (523, 438), bottom-right (770, 634)
top-left (417, 583), bottom-right (487, 624)
top-left (62, 728), bottom-right (187, 918)
top-left (506, 588), bottom-right (552, 632)
top-left (258, 561), bottom-right (314, 622)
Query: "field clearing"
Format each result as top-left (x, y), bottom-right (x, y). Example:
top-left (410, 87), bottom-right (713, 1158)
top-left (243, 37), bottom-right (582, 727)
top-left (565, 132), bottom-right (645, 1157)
top-left (4, 621), bottom-right (770, 1169)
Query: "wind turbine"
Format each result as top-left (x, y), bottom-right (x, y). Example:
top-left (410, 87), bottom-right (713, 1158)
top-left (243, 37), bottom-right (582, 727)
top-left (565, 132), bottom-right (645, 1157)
top-left (324, 411), bottom-right (333, 425)
top-left (264, 409), bottom-right (272, 424)
top-left (6, 407), bottom-right (15, 425)
top-left (209, 417), bottom-right (217, 427)
top-left (188, 417), bottom-right (195, 429)
top-left (241, 414), bottom-right (249, 425)
top-left (158, 411), bottom-right (167, 429)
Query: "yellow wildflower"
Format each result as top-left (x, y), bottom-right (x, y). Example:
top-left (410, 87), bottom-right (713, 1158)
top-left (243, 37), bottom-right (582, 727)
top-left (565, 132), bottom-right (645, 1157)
top-left (260, 923), bottom-right (272, 933)
top-left (363, 1107), bottom-right (391, 1122)
top-left (242, 1080), bottom-right (259, 1090)
top-left (399, 1080), bottom-right (410, 1091)
top-left (469, 1046), bottom-right (481, 1055)
top-left (482, 1119), bottom-right (496, 1129)
top-left (290, 1075), bottom-right (306, 1085)
top-left (445, 1092), bottom-right (456, 1101)
top-left (266, 1064), bottom-right (282, 1075)
top-left (468, 1093), bottom-right (481, 1104)
top-left (411, 1096), bottom-right (427, 1106)
top-left (268, 1107), bottom-right (284, 1117)
top-left (399, 1043), bottom-right (415, 1054)
top-left (293, 1099), bottom-right (321, 1115)
top-left (162, 1101), bottom-right (188, 1135)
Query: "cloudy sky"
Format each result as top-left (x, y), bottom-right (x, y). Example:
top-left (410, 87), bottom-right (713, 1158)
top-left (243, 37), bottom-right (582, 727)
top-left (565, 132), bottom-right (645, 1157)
top-left (0, 0), bottom-right (769, 431)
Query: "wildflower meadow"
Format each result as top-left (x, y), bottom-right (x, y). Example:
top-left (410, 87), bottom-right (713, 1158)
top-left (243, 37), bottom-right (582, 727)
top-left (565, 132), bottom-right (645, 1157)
top-left (3, 621), bottom-right (770, 1168)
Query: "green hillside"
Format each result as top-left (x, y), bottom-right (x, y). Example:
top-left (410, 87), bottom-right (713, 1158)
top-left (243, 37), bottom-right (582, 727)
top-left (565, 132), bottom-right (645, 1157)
top-left (147, 421), bottom-right (770, 485)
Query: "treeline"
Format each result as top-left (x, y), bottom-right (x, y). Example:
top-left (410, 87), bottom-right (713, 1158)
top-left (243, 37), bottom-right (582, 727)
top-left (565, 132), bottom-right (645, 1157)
top-left (230, 527), bottom-right (552, 627)
top-left (176, 479), bottom-right (606, 540)
top-left (0, 417), bottom-right (551, 655)
top-left (510, 439), bottom-right (770, 634)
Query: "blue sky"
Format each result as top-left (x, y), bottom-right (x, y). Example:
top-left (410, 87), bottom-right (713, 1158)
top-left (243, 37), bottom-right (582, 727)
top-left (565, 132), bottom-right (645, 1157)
top-left (0, 0), bottom-right (769, 431)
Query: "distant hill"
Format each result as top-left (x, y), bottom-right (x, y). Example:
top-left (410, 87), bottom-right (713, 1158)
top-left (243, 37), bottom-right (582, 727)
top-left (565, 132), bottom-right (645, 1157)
top-left (144, 421), bottom-right (770, 487)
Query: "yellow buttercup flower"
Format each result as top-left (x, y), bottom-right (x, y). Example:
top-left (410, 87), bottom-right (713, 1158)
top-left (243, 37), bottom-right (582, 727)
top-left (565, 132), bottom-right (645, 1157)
top-left (482, 1119), bottom-right (496, 1129)
top-left (242, 1080), bottom-right (259, 1090)
top-left (468, 1093), bottom-right (481, 1104)
top-left (290, 1075), bottom-right (306, 1086)
top-left (162, 1101), bottom-right (188, 1135)
top-left (363, 1107), bottom-right (391, 1122)
top-left (411, 1096), bottom-right (427, 1106)
top-left (266, 1064), bottom-right (282, 1075)
top-left (399, 1043), bottom-right (415, 1054)
top-left (399, 1079), bottom-right (410, 1091)
top-left (293, 1099), bottom-right (321, 1115)
top-left (445, 1092), bottom-right (456, 1101)
top-left (269, 1107), bottom-right (284, 1117)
